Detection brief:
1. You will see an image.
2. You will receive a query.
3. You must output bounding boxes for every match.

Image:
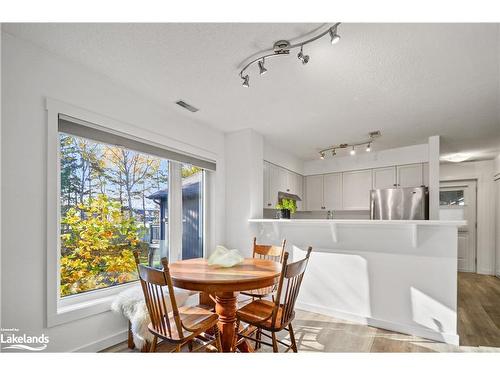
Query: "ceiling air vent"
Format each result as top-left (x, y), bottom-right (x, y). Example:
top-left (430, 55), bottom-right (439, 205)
top-left (175, 100), bottom-right (199, 113)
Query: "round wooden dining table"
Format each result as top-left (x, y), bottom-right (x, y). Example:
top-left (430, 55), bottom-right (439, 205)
top-left (169, 257), bottom-right (282, 352)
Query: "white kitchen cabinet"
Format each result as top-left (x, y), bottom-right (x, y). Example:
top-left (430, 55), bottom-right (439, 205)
top-left (263, 161), bottom-right (272, 209)
top-left (264, 161), bottom-right (305, 210)
top-left (305, 175), bottom-right (324, 211)
top-left (397, 163), bottom-right (423, 188)
top-left (268, 164), bottom-right (283, 209)
top-left (323, 173), bottom-right (342, 210)
top-left (422, 162), bottom-right (429, 187)
top-left (289, 172), bottom-right (304, 210)
top-left (342, 169), bottom-right (373, 210)
top-left (373, 166), bottom-right (396, 189)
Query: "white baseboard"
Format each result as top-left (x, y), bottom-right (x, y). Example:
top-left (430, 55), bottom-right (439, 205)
top-left (72, 329), bottom-right (128, 352)
top-left (295, 301), bottom-right (459, 346)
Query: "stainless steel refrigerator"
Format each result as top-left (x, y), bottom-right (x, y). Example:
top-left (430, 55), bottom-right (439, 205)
top-left (370, 187), bottom-right (429, 220)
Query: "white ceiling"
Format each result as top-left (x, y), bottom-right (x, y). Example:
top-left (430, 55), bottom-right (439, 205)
top-left (3, 23), bottom-right (500, 160)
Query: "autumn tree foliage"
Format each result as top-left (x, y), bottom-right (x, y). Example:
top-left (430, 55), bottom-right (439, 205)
top-left (60, 195), bottom-right (145, 296)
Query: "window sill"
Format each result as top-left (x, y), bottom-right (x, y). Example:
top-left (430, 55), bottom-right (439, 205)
top-left (47, 282), bottom-right (139, 328)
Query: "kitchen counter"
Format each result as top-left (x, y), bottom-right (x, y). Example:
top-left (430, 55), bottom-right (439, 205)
top-left (249, 218), bottom-right (466, 226)
top-left (248, 217), bottom-right (463, 344)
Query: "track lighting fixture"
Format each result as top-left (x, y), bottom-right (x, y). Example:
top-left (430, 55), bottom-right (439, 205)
top-left (329, 23), bottom-right (341, 44)
top-left (239, 23), bottom-right (341, 86)
top-left (242, 74), bottom-right (250, 87)
top-left (297, 46), bottom-right (310, 65)
top-left (258, 59), bottom-right (267, 75)
top-left (318, 131), bottom-right (381, 160)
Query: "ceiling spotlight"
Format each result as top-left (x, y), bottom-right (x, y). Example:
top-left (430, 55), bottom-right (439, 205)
top-left (297, 46), bottom-right (310, 65)
top-left (320, 151), bottom-right (325, 160)
top-left (350, 146), bottom-right (356, 156)
top-left (332, 149), bottom-right (336, 156)
top-left (242, 75), bottom-right (249, 87)
top-left (329, 24), bottom-right (341, 44)
top-left (258, 59), bottom-right (267, 75)
top-left (366, 143), bottom-right (371, 152)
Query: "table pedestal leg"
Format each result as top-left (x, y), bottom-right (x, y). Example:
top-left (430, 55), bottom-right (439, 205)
top-left (215, 292), bottom-right (237, 352)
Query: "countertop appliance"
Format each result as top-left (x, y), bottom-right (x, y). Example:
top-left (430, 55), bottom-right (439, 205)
top-left (370, 187), bottom-right (429, 220)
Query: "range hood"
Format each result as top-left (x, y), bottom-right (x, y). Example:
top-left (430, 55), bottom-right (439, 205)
top-left (278, 191), bottom-right (302, 202)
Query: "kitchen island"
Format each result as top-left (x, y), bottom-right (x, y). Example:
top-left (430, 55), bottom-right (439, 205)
top-left (248, 219), bottom-right (466, 344)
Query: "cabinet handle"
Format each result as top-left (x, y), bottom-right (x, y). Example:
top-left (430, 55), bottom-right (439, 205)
top-left (286, 189), bottom-right (290, 192)
top-left (267, 203), bottom-right (271, 207)
top-left (321, 206), bottom-right (325, 209)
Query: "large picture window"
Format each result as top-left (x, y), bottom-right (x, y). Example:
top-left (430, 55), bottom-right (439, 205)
top-left (59, 132), bottom-right (170, 296)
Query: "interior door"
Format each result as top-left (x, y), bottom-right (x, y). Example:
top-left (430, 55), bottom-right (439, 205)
top-left (440, 180), bottom-right (477, 273)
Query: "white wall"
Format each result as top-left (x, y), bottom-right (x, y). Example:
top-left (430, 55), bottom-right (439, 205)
top-left (303, 143), bottom-right (429, 175)
top-left (440, 160), bottom-right (497, 275)
top-left (0, 23), bottom-right (2, 345)
top-left (495, 154), bottom-right (500, 277)
top-left (1, 32), bottom-right (226, 352)
top-left (224, 129), bottom-right (263, 256)
top-left (263, 141), bottom-right (304, 175)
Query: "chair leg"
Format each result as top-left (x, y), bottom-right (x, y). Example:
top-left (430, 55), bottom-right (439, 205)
top-left (127, 321), bottom-right (135, 349)
top-left (149, 336), bottom-right (158, 353)
top-left (233, 319), bottom-right (240, 352)
top-left (288, 323), bottom-right (298, 353)
top-left (175, 344), bottom-right (181, 352)
top-left (254, 328), bottom-right (261, 350)
top-left (214, 325), bottom-right (223, 352)
top-left (188, 341), bottom-right (193, 352)
top-left (271, 332), bottom-right (279, 353)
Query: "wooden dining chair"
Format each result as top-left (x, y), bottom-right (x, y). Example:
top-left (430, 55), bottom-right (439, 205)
top-left (240, 237), bottom-right (286, 299)
top-left (133, 251), bottom-right (222, 352)
top-left (234, 247), bottom-right (313, 353)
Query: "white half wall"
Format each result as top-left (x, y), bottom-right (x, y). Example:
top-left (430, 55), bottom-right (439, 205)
top-left (224, 129), bottom-right (263, 256)
top-left (441, 160), bottom-right (497, 275)
top-left (303, 143), bottom-right (429, 175)
top-left (252, 220), bottom-right (460, 344)
top-left (1, 32), bottom-right (225, 352)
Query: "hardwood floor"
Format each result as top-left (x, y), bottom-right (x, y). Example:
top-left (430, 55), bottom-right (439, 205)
top-left (102, 272), bottom-right (500, 353)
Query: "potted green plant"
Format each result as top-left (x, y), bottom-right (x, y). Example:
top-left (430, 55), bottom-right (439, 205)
top-left (275, 198), bottom-right (296, 219)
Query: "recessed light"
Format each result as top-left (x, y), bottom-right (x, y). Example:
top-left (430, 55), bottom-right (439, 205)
top-left (441, 153), bottom-right (471, 163)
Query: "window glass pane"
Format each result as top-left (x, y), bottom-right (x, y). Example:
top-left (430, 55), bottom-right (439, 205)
top-left (59, 132), bottom-right (169, 297)
top-left (439, 190), bottom-right (465, 206)
top-left (181, 164), bottom-right (204, 260)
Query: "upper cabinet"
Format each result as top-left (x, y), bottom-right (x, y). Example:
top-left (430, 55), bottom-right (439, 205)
top-left (397, 163), bottom-right (424, 188)
top-left (342, 169), bottom-right (373, 210)
top-left (305, 175), bottom-right (324, 211)
top-left (264, 161), bottom-right (304, 210)
top-left (263, 161), bottom-right (272, 208)
top-left (323, 173), bottom-right (343, 210)
top-left (423, 162), bottom-right (429, 187)
top-left (373, 166), bottom-right (397, 189)
top-left (266, 161), bottom-right (430, 212)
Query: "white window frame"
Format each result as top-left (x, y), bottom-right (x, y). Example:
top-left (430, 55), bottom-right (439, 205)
top-left (46, 98), bottom-right (212, 327)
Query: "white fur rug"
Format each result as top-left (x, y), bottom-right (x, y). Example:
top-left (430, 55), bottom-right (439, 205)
top-left (111, 285), bottom-right (194, 349)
